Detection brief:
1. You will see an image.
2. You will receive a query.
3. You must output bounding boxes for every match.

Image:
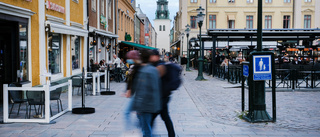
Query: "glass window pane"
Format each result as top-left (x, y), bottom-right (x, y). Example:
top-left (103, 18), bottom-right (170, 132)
top-left (72, 36), bottom-right (80, 70)
top-left (48, 33), bottom-right (61, 74)
top-left (19, 23), bottom-right (28, 81)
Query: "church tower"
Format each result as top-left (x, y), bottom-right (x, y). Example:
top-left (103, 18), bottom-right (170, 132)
top-left (154, 0), bottom-right (171, 55)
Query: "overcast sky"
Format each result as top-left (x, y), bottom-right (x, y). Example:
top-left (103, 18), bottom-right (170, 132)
top-left (135, 0), bottom-right (179, 26)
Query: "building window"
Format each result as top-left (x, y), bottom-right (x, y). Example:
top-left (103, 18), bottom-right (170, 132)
top-left (209, 15), bottom-right (216, 29)
top-left (265, 0), bottom-right (272, 3)
top-left (163, 25), bottom-right (165, 31)
top-left (304, 0), bottom-right (311, 2)
top-left (246, 15), bottom-right (253, 29)
top-left (101, 0), bottom-right (104, 15)
top-left (190, 16), bottom-right (197, 28)
top-left (228, 20), bottom-right (235, 29)
top-left (117, 10), bottom-right (120, 30)
top-left (159, 25), bottom-right (162, 31)
top-left (210, 0), bottom-right (217, 3)
top-left (19, 23), bottom-right (28, 81)
top-left (247, 0), bottom-right (253, 3)
top-left (265, 15), bottom-right (272, 29)
top-left (283, 15), bottom-right (290, 28)
top-left (91, 0), bottom-right (96, 12)
top-left (71, 36), bottom-right (80, 70)
top-left (304, 15), bottom-right (311, 28)
top-left (228, 0), bottom-right (235, 3)
top-left (48, 33), bottom-right (61, 74)
top-left (284, 0), bottom-right (290, 3)
top-left (190, 0), bottom-right (197, 3)
top-left (108, 0), bottom-right (112, 19)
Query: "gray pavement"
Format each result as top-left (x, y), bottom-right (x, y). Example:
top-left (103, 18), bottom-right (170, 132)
top-left (1, 69), bottom-right (320, 137)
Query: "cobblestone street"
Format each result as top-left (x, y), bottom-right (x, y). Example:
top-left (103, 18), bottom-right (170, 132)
top-left (1, 69), bottom-right (320, 136)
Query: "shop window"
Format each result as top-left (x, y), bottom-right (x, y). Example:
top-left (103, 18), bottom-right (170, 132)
top-left (19, 23), bottom-right (28, 81)
top-left (48, 33), bottom-right (61, 74)
top-left (71, 36), bottom-right (80, 70)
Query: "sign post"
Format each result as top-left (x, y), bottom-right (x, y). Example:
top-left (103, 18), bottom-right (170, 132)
top-left (244, 51), bottom-right (275, 122)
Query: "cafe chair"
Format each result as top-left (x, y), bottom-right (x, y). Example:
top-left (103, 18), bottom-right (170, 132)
top-left (8, 83), bottom-right (28, 118)
top-left (26, 91), bottom-right (48, 118)
top-left (72, 78), bottom-right (82, 95)
top-left (50, 87), bottom-right (63, 114)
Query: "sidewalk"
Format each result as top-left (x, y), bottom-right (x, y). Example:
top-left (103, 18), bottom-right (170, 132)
top-left (0, 69), bottom-right (320, 137)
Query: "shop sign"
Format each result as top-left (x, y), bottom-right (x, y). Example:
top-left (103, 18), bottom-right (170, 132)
top-left (46, 1), bottom-right (65, 14)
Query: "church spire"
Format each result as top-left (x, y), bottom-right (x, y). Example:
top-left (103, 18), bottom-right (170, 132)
top-left (155, 0), bottom-right (170, 19)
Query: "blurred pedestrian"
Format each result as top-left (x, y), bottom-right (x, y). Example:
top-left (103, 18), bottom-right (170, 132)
top-left (122, 50), bottom-right (141, 133)
top-left (149, 49), bottom-right (176, 137)
top-left (131, 49), bottom-right (162, 137)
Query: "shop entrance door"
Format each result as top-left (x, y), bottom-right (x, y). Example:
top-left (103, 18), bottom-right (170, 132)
top-left (0, 20), bottom-right (19, 102)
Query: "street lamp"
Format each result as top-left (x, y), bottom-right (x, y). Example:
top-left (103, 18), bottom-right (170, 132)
top-left (195, 6), bottom-right (205, 81)
top-left (185, 24), bottom-right (191, 71)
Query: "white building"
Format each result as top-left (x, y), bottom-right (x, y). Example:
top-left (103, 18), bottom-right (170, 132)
top-left (154, 0), bottom-right (171, 54)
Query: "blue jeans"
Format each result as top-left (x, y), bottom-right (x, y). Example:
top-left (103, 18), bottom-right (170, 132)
top-left (124, 98), bottom-right (133, 130)
top-left (137, 112), bottom-right (153, 137)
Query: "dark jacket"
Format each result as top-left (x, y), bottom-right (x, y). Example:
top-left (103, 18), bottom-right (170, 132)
top-left (131, 64), bottom-right (162, 113)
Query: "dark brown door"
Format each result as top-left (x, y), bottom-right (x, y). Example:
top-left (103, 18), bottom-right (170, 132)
top-left (0, 20), bottom-right (19, 102)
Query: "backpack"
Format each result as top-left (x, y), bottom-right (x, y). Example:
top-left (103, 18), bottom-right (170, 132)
top-left (162, 63), bottom-right (182, 97)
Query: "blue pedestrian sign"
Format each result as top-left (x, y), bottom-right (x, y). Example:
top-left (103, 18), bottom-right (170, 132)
top-left (243, 65), bottom-right (249, 77)
top-left (253, 55), bottom-right (272, 81)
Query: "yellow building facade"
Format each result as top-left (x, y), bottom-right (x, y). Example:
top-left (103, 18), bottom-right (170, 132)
top-left (0, 0), bottom-right (88, 89)
top-left (117, 0), bottom-right (135, 42)
top-left (178, 0), bottom-right (319, 56)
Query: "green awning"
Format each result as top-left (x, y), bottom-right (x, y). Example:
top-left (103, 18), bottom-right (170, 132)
top-left (120, 41), bottom-right (157, 50)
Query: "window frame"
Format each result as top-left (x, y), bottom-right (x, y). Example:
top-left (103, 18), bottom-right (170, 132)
top-left (265, 15), bottom-right (272, 29)
top-left (265, 0), bottom-right (272, 3)
top-left (190, 16), bottom-right (197, 29)
top-left (304, 15), bottom-right (311, 28)
top-left (48, 33), bottom-right (62, 75)
top-left (209, 15), bottom-right (216, 29)
top-left (246, 15), bottom-right (253, 29)
top-left (71, 36), bottom-right (81, 70)
top-left (283, 15), bottom-right (290, 29)
top-left (190, 0), bottom-right (197, 3)
top-left (228, 20), bottom-right (235, 29)
top-left (247, 0), bottom-right (254, 3)
top-left (284, 0), bottom-right (291, 3)
top-left (91, 0), bottom-right (96, 12)
top-left (19, 23), bottom-right (29, 82)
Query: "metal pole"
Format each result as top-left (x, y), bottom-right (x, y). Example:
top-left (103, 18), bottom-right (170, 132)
top-left (186, 33), bottom-right (191, 71)
top-left (196, 21), bottom-right (205, 80)
top-left (257, 0), bottom-right (263, 51)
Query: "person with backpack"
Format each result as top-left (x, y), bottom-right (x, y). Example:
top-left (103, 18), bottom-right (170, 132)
top-left (150, 49), bottom-right (182, 137)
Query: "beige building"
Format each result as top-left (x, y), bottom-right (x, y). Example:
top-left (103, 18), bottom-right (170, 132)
top-left (177, 0), bottom-right (319, 57)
